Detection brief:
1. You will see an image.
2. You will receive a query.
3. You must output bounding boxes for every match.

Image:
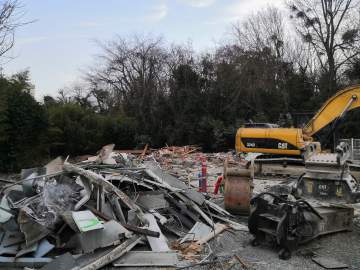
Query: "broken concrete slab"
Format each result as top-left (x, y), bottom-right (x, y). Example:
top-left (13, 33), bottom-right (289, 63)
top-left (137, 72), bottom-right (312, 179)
top-left (33, 239), bottom-right (54, 258)
top-left (44, 157), bottom-right (64, 175)
top-left (0, 245), bottom-right (18, 256)
top-left (312, 256), bottom-right (349, 269)
top-left (205, 199), bottom-right (232, 217)
top-left (109, 195), bottom-right (126, 223)
top-left (96, 144), bottom-right (117, 165)
top-left (21, 167), bottom-right (46, 197)
top-left (144, 213), bottom-right (170, 252)
top-left (66, 220), bottom-right (130, 253)
top-left (75, 177), bottom-right (91, 211)
top-left (100, 199), bottom-right (117, 220)
top-left (40, 252), bottom-right (76, 270)
top-left (209, 213), bottom-right (249, 231)
top-left (180, 221), bottom-right (213, 244)
top-left (136, 191), bottom-right (169, 210)
top-left (165, 194), bottom-right (200, 223)
top-left (107, 175), bottom-right (155, 190)
top-left (2, 231), bottom-right (24, 247)
top-left (18, 208), bottom-right (50, 246)
top-left (15, 242), bottom-right (38, 258)
top-left (149, 210), bottom-right (167, 225)
top-left (72, 236), bottom-right (142, 270)
top-left (0, 256), bottom-right (52, 268)
top-left (0, 196), bottom-right (13, 223)
top-left (6, 189), bottom-right (28, 208)
top-left (112, 251), bottom-right (178, 267)
top-left (61, 211), bottom-right (81, 233)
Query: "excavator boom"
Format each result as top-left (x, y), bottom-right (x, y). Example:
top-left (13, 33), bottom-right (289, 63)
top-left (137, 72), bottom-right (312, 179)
top-left (303, 85), bottom-right (360, 136)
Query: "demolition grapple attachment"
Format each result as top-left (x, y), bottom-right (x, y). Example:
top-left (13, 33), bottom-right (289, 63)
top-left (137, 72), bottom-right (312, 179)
top-left (248, 192), bottom-right (353, 260)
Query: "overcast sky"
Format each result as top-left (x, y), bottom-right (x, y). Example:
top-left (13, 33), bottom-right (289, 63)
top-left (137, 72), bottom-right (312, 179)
top-left (4, 0), bottom-right (285, 100)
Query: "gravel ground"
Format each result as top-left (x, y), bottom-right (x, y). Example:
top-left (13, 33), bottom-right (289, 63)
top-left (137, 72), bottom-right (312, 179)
top-left (183, 218), bottom-right (360, 270)
top-left (188, 176), bottom-right (360, 270)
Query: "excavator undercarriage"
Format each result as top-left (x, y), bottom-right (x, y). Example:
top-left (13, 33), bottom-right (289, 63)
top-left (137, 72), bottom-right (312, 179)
top-left (248, 142), bottom-right (321, 179)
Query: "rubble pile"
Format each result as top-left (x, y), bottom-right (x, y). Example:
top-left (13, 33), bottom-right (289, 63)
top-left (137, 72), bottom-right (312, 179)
top-left (151, 145), bottom-right (241, 193)
top-left (0, 144), bottom-right (247, 269)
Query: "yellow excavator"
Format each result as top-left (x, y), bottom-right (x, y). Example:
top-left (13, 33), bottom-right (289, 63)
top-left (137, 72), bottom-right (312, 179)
top-left (235, 85), bottom-right (360, 177)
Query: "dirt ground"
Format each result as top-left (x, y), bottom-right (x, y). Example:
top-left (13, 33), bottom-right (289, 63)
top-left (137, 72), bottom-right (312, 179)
top-left (195, 177), bottom-right (360, 270)
top-left (206, 210), bottom-right (360, 270)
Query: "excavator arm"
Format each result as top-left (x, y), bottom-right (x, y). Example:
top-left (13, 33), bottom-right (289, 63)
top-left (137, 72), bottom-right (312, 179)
top-left (302, 85), bottom-right (360, 137)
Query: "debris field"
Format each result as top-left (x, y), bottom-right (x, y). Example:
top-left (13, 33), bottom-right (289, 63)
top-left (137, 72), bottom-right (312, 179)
top-left (0, 144), bottom-right (359, 270)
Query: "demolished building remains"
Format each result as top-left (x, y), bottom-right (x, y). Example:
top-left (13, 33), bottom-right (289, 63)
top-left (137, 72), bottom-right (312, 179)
top-left (0, 144), bottom-right (359, 269)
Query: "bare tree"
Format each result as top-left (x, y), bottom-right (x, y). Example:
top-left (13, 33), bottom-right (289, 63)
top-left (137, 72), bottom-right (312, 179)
top-left (85, 34), bottom-right (170, 130)
top-left (288, 0), bottom-right (360, 96)
top-left (231, 7), bottom-right (296, 113)
top-left (0, 0), bottom-right (29, 60)
top-left (57, 89), bottom-right (71, 104)
top-left (232, 6), bottom-right (287, 59)
top-left (56, 83), bottom-right (92, 108)
top-left (167, 43), bottom-right (194, 76)
top-left (87, 80), bottom-right (114, 113)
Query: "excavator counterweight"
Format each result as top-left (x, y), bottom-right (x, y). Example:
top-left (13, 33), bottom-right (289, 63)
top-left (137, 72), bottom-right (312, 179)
top-left (236, 128), bottom-right (305, 156)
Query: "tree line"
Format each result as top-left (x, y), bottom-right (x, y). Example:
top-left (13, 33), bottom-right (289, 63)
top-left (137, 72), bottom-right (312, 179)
top-left (1, 0), bottom-right (360, 171)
